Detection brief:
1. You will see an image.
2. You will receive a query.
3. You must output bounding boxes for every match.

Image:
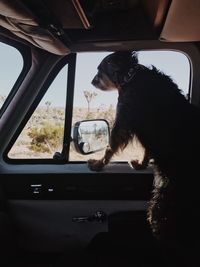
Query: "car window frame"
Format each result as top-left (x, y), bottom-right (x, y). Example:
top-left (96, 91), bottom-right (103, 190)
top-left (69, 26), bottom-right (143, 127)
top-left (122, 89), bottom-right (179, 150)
top-left (2, 47), bottom-right (192, 166)
top-left (69, 49), bottom-right (192, 163)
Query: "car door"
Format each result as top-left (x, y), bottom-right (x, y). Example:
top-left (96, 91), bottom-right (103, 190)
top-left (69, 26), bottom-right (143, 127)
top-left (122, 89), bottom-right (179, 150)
top-left (0, 39), bottom-right (153, 255)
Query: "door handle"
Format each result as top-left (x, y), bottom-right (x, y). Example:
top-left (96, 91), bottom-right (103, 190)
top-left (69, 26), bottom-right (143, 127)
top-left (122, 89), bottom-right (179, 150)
top-left (72, 211), bottom-right (107, 223)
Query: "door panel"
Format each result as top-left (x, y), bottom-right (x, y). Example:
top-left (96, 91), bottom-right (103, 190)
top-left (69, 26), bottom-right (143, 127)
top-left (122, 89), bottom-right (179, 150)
top-left (9, 200), bottom-right (148, 252)
top-left (2, 171), bottom-right (153, 253)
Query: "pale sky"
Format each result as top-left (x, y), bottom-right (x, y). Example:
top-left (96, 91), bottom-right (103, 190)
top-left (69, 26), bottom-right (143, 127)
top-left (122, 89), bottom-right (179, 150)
top-left (0, 43), bottom-right (190, 109)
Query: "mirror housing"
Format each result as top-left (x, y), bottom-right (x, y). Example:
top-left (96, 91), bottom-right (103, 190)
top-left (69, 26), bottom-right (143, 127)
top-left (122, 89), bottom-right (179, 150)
top-left (73, 119), bottom-right (110, 155)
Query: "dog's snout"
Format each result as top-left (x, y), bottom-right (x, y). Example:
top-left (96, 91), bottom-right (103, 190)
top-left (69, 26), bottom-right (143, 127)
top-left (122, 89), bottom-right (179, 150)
top-left (92, 74), bottom-right (99, 86)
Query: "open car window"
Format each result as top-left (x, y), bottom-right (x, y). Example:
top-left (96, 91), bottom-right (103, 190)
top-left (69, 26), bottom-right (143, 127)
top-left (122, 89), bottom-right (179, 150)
top-left (69, 51), bottom-right (190, 162)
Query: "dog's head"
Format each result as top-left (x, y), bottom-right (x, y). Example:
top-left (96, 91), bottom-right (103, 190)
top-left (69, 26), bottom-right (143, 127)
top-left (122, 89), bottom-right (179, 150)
top-left (91, 51), bottom-right (138, 91)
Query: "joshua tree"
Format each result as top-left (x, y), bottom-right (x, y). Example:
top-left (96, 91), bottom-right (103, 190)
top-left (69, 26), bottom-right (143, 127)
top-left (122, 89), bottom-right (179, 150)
top-left (83, 90), bottom-right (97, 114)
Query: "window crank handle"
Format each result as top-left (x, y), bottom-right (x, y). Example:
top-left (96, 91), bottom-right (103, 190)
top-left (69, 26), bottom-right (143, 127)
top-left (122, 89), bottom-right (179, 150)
top-left (72, 216), bottom-right (90, 223)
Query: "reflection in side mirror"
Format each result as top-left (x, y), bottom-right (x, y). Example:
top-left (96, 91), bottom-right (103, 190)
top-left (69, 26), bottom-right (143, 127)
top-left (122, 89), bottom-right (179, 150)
top-left (73, 119), bottom-right (110, 155)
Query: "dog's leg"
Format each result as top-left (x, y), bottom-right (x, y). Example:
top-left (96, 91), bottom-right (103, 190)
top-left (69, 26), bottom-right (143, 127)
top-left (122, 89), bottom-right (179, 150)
top-left (129, 149), bottom-right (150, 170)
top-left (88, 127), bottom-right (131, 171)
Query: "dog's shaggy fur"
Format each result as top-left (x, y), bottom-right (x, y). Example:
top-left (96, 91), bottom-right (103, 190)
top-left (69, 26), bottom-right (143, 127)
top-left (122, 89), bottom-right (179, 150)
top-left (88, 51), bottom-right (200, 249)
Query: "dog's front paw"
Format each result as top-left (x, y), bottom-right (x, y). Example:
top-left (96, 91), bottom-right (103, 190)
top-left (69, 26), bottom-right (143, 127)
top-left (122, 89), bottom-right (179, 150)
top-left (87, 159), bottom-right (105, 172)
top-left (129, 160), bottom-right (147, 170)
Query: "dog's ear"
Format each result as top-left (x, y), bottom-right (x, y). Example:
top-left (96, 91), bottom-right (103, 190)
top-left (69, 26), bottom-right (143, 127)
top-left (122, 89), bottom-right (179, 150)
top-left (99, 51), bottom-right (139, 87)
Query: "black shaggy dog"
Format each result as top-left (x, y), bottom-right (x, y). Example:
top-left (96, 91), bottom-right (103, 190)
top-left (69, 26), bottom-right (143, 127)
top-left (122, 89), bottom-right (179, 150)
top-left (88, 51), bottom-right (200, 252)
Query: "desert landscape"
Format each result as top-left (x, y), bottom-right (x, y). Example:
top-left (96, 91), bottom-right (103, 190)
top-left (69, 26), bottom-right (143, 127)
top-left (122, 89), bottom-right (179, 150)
top-left (7, 104), bottom-right (144, 163)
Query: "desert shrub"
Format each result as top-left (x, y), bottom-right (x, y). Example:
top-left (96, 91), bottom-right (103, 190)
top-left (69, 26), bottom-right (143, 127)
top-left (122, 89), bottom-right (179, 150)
top-left (72, 105), bottom-right (115, 128)
top-left (28, 123), bottom-right (63, 153)
top-left (85, 111), bottom-right (95, 120)
top-left (97, 105), bottom-right (115, 127)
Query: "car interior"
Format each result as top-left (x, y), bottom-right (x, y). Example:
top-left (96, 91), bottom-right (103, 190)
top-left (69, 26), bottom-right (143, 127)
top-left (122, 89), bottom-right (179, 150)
top-left (0, 0), bottom-right (200, 266)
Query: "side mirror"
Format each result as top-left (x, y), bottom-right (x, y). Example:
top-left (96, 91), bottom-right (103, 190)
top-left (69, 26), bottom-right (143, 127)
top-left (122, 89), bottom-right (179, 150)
top-left (73, 119), bottom-right (110, 155)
